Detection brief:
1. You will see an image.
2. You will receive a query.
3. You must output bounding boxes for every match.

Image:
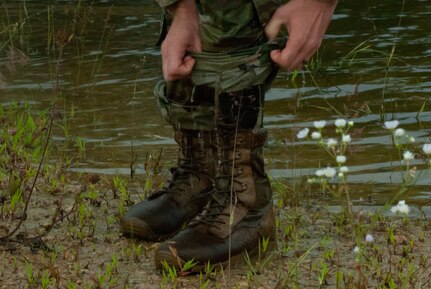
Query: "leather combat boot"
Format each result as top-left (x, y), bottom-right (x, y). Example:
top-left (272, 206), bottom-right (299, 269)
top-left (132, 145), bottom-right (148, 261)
top-left (120, 129), bottom-right (216, 241)
top-left (155, 86), bottom-right (275, 270)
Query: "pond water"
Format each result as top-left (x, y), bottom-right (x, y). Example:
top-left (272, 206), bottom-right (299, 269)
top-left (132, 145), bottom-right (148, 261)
top-left (1, 0), bottom-right (430, 206)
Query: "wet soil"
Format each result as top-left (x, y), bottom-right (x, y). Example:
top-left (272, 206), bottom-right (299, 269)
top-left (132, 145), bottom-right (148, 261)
top-left (1, 174), bottom-right (430, 289)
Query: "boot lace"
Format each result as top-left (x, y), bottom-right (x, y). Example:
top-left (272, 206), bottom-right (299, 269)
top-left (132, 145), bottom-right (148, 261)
top-left (193, 127), bottom-right (247, 226)
top-left (158, 132), bottom-right (211, 196)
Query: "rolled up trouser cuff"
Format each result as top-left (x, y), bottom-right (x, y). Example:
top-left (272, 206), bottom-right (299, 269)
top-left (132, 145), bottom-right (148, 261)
top-left (189, 38), bottom-right (284, 93)
top-left (155, 80), bottom-right (216, 131)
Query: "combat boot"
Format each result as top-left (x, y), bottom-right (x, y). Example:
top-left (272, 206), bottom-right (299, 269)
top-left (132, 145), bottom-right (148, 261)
top-left (120, 129), bottom-right (216, 241)
top-left (155, 86), bottom-right (275, 270)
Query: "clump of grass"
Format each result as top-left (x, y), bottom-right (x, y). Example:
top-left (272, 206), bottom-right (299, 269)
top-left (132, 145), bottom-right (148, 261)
top-left (0, 103), bottom-right (50, 221)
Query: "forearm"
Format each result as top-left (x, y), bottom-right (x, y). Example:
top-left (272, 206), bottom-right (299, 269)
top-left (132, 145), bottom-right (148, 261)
top-left (159, 0), bottom-right (201, 81)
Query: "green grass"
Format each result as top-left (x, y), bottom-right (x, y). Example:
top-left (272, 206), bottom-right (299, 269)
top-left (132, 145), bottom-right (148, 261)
top-left (1, 102), bottom-right (430, 288)
top-left (1, 1), bottom-right (431, 288)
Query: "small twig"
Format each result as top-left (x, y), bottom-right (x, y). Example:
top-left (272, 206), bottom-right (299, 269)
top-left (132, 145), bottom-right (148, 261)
top-left (154, 147), bottom-right (164, 173)
top-left (39, 193), bottom-right (81, 237)
top-left (0, 27), bottom-right (69, 240)
top-left (0, 114), bottom-right (54, 240)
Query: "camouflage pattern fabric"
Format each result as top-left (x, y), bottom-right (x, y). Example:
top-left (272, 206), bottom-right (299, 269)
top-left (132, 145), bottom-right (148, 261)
top-left (155, 80), bottom-right (217, 131)
top-left (156, 0), bottom-right (280, 52)
top-left (154, 0), bottom-right (283, 130)
top-left (154, 38), bottom-right (285, 131)
top-left (190, 38), bottom-right (285, 92)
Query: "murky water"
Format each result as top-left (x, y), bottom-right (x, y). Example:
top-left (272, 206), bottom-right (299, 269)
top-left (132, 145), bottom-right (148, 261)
top-left (1, 0), bottom-right (430, 205)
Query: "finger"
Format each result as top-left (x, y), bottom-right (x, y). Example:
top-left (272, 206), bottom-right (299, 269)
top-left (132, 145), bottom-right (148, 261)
top-left (269, 50), bottom-right (282, 66)
top-left (289, 36), bottom-right (322, 70)
top-left (270, 49), bottom-right (299, 72)
top-left (273, 52), bottom-right (308, 72)
top-left (264, 15), bottom-right (283, 40)
top-left (276, 28), bottom-right (320, 71)
top-left (162, 45), bottom-right (187, 80)
top-left (164, 56), bottom-right (196, 81)
top-left (270, 37), bottom-right (302, 71)
top-left (176, 55), bottom-right (196, 77)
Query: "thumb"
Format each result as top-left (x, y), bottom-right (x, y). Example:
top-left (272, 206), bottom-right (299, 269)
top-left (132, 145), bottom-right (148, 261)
top-left (181, 55), bottom-right (196, 74)
top-left (269, 50), bottom-right (282, 65)
top-left (264, 16), bottom-right (283, 40)
top-left (165, 55), bottom-right (196, 81)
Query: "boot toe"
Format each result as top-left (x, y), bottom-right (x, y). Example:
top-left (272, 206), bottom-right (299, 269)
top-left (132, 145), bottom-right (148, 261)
top-left (120, 216), bottom-right (164, 241)
top-left (155, 242), bottom-right (186, 271)
top-left (120, 197), bottom-right (190, 241)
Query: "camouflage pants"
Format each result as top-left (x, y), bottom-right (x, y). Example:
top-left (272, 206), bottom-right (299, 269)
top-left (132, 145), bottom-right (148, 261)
top-left (155, 39), bottom-right (284, 131)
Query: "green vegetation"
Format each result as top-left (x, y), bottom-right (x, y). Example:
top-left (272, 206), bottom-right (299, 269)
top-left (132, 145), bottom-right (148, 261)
top-left (1, 1), bottom-right (430, 288)
top-left (1, 100), bottom-right (430, 288)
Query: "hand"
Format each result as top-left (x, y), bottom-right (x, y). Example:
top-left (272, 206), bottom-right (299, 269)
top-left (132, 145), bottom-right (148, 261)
top-left (264, 0), bottom-right (337, 71)
top-left (161, 0), bottom-right (202, 81)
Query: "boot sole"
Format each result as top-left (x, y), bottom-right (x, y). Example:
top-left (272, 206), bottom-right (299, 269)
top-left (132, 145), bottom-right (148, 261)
top-left (154, 240), bottom-right (276, 273)
top-left (120, 217), bottom-right (174, 242)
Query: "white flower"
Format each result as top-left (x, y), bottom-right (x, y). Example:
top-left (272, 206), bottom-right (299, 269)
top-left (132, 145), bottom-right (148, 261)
top-left (422, 143), bottom-right (431, 155)
top-left (323, 167), bottom-right (336, 178)
top-left (353, 246), bottom-right (360, 254)
top-left (365, 234), bottom-right (374, 243)
top-left (399, 204), bottom-right (410, 215)
top-left (315, 169), bottom-right (325, 177)
top-left (315, 167), bottom-right (336, 178)
top-left (391, 200), bottom-right (410, 215)
top-left (342, 134), bottom-right (351, 143)
top-left (336, 155), bottom-right (347, 164)
top-left (384, 120), bottom-right (399, 130)
top-left (297, 128), bottom-right (309, 139)
top-left (394, 128), bottom-right (405, 137)
top-left (338, 172), bottom-right (344, 178)
top-left (326, 138), bottom-right (338, 148)
top-left (348, 121), bottom-right (354, 127)
top-left (409, 137), bottom-right (415, 143)
top-left (313, 120), bottom-right (327, 129)
top-left (335, 119), bottom-right (347, 128)
top-left (403, 151), bottom-right (414, 161)
top-left (324, 168), bottom-right (336, 178)
top-left (311, 131), bottom-right (321, 140)
top-left (340, 166), bottom-right (349, 173)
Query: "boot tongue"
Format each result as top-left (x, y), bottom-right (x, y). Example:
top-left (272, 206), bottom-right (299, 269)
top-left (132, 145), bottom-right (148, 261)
top-left (212, 191), bottom-right (229, 208)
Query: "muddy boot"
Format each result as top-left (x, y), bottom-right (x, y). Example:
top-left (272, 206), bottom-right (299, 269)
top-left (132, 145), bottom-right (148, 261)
top-left (155, 86), bottom-right (275, 270)
top-left (120, 129), bottom-right (216, 241)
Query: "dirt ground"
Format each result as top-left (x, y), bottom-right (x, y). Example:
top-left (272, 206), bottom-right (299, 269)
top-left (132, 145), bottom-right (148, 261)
top-left (1, 174), bottom-right (431, 289)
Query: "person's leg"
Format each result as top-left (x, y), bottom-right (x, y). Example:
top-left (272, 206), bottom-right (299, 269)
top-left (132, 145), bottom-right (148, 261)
top-left (154, 83), bottom-right (275, 270)
top-left (120, 80), bottom-right (217, 241)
